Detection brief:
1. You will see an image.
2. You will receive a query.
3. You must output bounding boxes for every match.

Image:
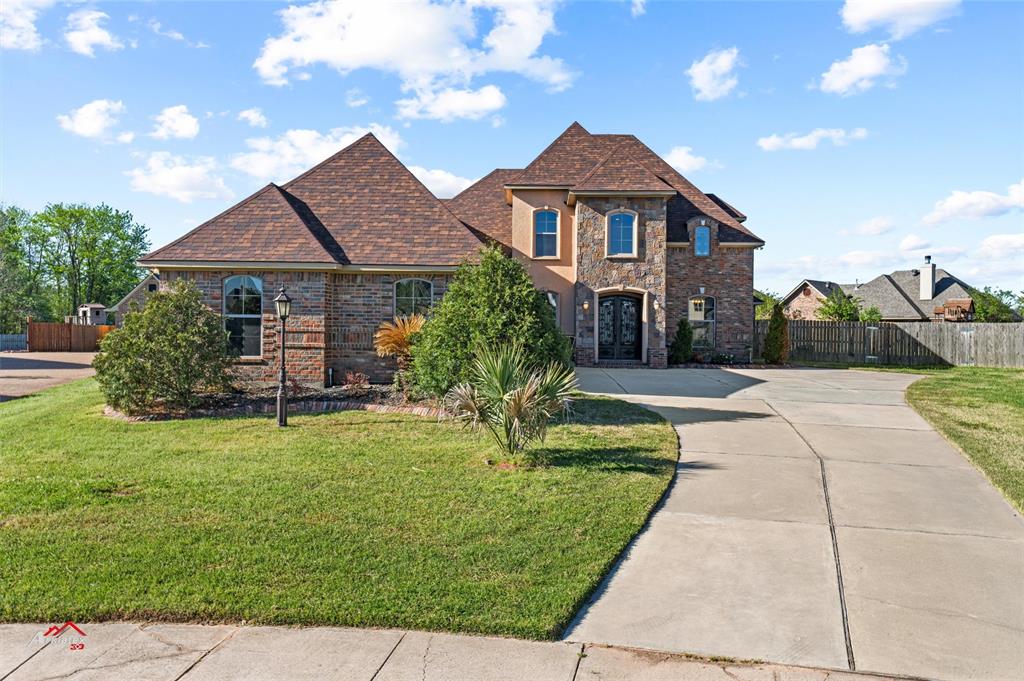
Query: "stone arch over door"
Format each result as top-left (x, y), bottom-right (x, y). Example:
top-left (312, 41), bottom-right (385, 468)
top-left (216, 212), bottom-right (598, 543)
top-left (594, 286), bottom-right (650, 363)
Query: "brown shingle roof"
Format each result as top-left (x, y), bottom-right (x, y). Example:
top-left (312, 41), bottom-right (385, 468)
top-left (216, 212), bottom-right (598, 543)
top-left (142, 183), bottom-right (339, 263)
top-left (573, 146), bottom-right (675, 193)
top-left (509, 122), bottom-right (617, 186)
top-left (445, 168), bottom-right (521, 248)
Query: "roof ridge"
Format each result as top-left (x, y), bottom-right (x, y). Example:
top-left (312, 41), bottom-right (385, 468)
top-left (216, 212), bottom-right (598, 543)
top-left (282, 133), bottom-right (377, 190)
top-left (573, 139), bottom-right (630, 187)
top-left (508, 121), bottom-right (591, 186)
top-left (882, 273), bottom-right (927, 319)
top-left (273, 185), bottom-right (347, 263)
top-left (144, 183), bottom-right (279, 260)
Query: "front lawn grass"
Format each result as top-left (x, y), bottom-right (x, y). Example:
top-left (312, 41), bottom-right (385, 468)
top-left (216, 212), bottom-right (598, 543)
top-left (0, 380), bottom-right (677, 638)
top-left (801, 362), bottom-right (1023, 511)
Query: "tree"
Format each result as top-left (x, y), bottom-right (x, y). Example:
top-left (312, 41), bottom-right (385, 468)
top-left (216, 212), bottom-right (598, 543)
top-left (859, 306), bottom-right (882, 323)
top-left (971, 287), bottom-right (1019, 322)
top-left (668, 316), bottom-right (693, 364)
top-left (93, 281), bottom-right (233, 414)
top-left (412, 245), bottom-right (571, 396)
top-left (754, 289), bottom-right (781, 320)
top-left (762, 304), bottom-right (790, 364)
top-left (815, 287), bottom-right (861, 321)
top-left (0, 205), bottom-right (50, 332)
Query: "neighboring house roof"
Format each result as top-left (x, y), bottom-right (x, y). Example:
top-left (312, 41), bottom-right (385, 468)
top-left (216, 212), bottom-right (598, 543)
top-left (79, 303), bottom-right (106, 308)
top-left (444, 169), bottom-right (522, 247)
top-left (107, 273), bottom-right (159, 312)
top-left (142, 135), bottom-right (483, 267)
top-left (844, 268), bottom-right (974, 320)
top-left (781, 279), bottom-right (843, 304)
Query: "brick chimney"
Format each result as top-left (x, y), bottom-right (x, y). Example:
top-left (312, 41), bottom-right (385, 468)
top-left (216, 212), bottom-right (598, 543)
top-left (920, 255), bottom-right (935, 301)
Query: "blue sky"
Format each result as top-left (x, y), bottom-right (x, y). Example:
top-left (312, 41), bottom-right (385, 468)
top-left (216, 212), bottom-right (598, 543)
top-left (2, 0), bottom-right (1022, 295)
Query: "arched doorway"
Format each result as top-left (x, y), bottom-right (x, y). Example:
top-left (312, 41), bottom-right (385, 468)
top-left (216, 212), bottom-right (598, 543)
top-left (598, 293), bottom-right (642, 361)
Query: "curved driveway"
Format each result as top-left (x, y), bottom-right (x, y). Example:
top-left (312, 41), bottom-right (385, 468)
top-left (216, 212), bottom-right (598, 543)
top-left (565, 367), bottom-right (1024, 681)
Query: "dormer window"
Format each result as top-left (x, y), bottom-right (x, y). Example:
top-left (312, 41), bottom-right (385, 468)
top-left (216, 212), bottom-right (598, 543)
top-left (533, 209), bottom-right (558, 258)
top-left (606, 210), bottom-right (637, 258)
top-left (695, 225), bottom-right (711, 256)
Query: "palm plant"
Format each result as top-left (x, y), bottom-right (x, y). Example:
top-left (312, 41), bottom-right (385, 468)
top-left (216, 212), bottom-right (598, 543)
top-left (444, 344), bottom-right (577, 461)
top-left (374, 314), bottom-right (425, 370)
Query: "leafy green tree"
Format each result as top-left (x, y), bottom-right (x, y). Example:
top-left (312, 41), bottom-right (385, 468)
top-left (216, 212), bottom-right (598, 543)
top-left (859, 306), bottom-right (882, 323)
top-left (0, 205), bottom-right (51, 331)
top-left (93, 281), bottom-right (233, 414)
top-left (754, 289), bottom-right (781, 320)
top-left (668, 316), bottom-right (693, 364)
top-left (815, 287), bottom-right (861, 321)
top-left (971, 287), bottom-right (1019, 322)
top-left (762, 304), bottom-right (790, 364)
top-left (412, 245), bottom-right (571, 396)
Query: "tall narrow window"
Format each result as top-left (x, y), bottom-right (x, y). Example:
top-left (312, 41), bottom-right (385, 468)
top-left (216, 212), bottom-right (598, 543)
top-left (533, 210), bottom-right (558, 258)
top-left (543, 290), bottom-right (559, 325)
top-left (607, 212), bottom-right (636, 257)
top-left (695, 225), bottom-right (711, 256)
top-left (395, 278), bottom-right (433, 316)
top-left (689, 295), bottom-right (715, 349)
top-left (224, 275), bottom-right (263, 356)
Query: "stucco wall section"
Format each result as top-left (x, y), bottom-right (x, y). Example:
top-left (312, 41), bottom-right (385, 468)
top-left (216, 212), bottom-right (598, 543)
top-left (574, 197), bottom-right (668, 368)
top-left (510, 189), bottom-right (575, 332)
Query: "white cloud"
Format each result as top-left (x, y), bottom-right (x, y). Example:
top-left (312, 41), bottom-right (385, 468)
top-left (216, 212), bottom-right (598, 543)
top-left (838, 249), bottom-right (902, 268)
top-left (899, 234), bottom-right (930, 252)
top-left (686, 47), bottom-right (741, 101)
top-left (56, 99), bottom-right (124, 139)
top-left (396, 85), bottom-right (506, 122)
top-left (922, 179), bottom-right (1024, 224)
top-left (1, 0), bottom-right (57, 51)
top-left (841, 0), bottom-right (960, 40)
top-left (64, 9), bottom-right (123, 57)
top-left (663, 146), bottom-right (708, 173)
top-left (151, 105), bottom-right (200, 140)
top-left (844, 216), bottom-right (894, 236)
top-left (345, 88), bottom-right (369, 108)
top-left (819, 43), bottom-right (907, 96)
top-left (631, 0), bottom-right (646, 18)
top-left (237, 107), bottom-right (268, 128)
top-left (230, 124), bottom-right (404, 183)
top-left (757, 127), bottom-right (868, 151)
top-left (407, 166), bottom-right (474, 198)
top-left (976, 232), bottom-right (1024, 261)
top-left (116, 131), bottom-right (135, 144)
top-left (148, 19), bottom-right (209, 48)
top-left (253, 0), bottom-right (572, 121)
top-left (127, 152), bottom-right (233, 203)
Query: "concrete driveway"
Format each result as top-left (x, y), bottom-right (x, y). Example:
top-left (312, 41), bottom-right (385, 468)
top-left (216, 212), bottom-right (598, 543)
top-left (565, 367), bottom-right (1024, 681)
top-left (0, 352), bottom-right (96, 401)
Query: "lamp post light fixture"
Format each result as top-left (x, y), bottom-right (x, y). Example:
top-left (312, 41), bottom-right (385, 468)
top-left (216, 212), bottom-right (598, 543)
top-left (273, 287), bottom-right (292, 427)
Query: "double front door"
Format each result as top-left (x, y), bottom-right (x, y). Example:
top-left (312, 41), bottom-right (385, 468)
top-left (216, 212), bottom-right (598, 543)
top-left (598, 295), bottom-right (642, 361)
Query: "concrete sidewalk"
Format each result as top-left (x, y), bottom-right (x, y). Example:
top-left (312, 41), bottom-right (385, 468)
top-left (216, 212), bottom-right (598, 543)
top-left (0, 622), bottom-right (903, 681)
top-left (0, 352), bottom-right (95, 401)
top-left (565, 367), bottom-right (1024, 681)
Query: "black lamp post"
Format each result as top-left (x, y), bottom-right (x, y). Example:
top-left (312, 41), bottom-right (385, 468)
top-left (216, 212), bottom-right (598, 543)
top-left (273, 287), bottom-right (292, 427)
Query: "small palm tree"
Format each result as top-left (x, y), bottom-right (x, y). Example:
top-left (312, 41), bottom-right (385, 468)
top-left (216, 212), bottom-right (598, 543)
top-left (444, 344), bottom-right (577, 462)
top-left (374, 314), bottom-right (425, 370)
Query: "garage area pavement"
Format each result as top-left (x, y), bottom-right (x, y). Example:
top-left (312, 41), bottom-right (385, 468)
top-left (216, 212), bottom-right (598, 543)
top-left (564, 367), bottom-right (1024, 681)
top-left (0, 352), bottom-right (95, 401)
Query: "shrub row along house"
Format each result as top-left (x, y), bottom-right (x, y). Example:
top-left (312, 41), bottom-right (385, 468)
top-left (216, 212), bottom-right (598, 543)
top-left (139, 122), bottom-right (764, 384)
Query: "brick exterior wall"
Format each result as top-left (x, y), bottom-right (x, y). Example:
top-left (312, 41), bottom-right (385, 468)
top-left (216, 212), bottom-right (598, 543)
top-left (783, 285), bottom-right (825, 320)
top-left (574, 198), bottom-right (668, 368)
top-left (665, 219), bottom-right (755, 360)
top-left (109, 276), bottom-right (158, 326)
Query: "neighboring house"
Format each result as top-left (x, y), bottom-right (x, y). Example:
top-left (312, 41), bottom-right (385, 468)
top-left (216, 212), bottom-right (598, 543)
top-left (139, 122), bottom-right (763, 384)
top-left (782, 256), bottom-right (977, 322)
top-left (68, 303), bottom-right (107, 325)
top-left (106, 274), bottom-right (160, 326)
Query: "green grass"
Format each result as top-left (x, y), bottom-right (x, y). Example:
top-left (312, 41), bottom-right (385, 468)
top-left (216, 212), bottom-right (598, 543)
top-left (0, 380), bottom-right (678, 638)
top-left (799, 362), bottom-right (1024, 512)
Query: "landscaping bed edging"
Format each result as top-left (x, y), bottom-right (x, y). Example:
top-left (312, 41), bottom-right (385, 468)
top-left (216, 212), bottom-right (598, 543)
top-left (104, 399), bottom-right (441, 422)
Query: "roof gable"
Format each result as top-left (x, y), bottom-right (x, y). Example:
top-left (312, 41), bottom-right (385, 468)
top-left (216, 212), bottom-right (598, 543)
top-left (142, 183), bottom-right (338, 263)
top-left (573, 147), bottom-right (674, 193)
top-left (509, 122), bottom-right (615, 186)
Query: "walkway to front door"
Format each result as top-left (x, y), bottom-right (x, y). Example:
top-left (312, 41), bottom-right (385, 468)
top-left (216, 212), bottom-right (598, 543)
top-left (565, 367), bottom-right (1024, 681)
top-left (598, 294), bottom-right (641, 361)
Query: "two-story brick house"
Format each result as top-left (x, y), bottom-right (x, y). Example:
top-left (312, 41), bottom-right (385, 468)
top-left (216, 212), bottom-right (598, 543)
top-left (139, 122), bottom-right (763, 384)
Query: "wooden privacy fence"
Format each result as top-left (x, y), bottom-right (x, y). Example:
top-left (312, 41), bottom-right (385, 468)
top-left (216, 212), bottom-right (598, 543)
top-left (27, 322), bottom-right (115, 352)
top-left (753, 320), bottom-right (1024, 368)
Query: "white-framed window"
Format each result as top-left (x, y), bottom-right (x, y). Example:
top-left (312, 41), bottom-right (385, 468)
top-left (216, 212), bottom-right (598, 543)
top-left (224, 275), bottom-right (263, 357)
top-left (695, 225), bottom-right (711, 256)
top-left (606, 210), bottom-right (637, 258)
top-left (689, 295), bottom-right (715, 349)
top-left (543, 290), bottom-right (559, 325)
top-left (533, 209), bottom-right (559, 258)
top-left (394, 278), bottom-right (433, 316)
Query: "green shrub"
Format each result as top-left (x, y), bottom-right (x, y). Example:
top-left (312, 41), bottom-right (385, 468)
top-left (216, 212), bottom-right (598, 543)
top-left (762, 304), bottom-right (790, 364)
top-left (444, 343), bottom-right (577, 464)
top-left (93, 280), bottom-right (233, 414)
top-left (859, 306), bottom-right (882, 323)
top-left (668, 317), bottom-right (693, 364)
top-left (412, 245), bottom-right (571, 396)
top-left (815, 287), bottom-right (861, 321)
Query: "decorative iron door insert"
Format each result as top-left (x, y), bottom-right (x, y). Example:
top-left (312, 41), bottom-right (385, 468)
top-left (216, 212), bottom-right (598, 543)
top-left (598, 295), bottom-right (642, 361)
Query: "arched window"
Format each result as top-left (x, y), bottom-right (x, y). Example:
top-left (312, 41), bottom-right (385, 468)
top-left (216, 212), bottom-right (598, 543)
top-left (607, 211), bottom-right (637, 257)
top-left (695, 225), bottom-right (711, 256)
top-left (223, 275), bottom-right (263, 356)
top-left (533, 209), bottom-right (558, 258)
top-left (688, 295), bottom-right (715, 349)
top-left (395, 278), bottom-right (433, 316)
